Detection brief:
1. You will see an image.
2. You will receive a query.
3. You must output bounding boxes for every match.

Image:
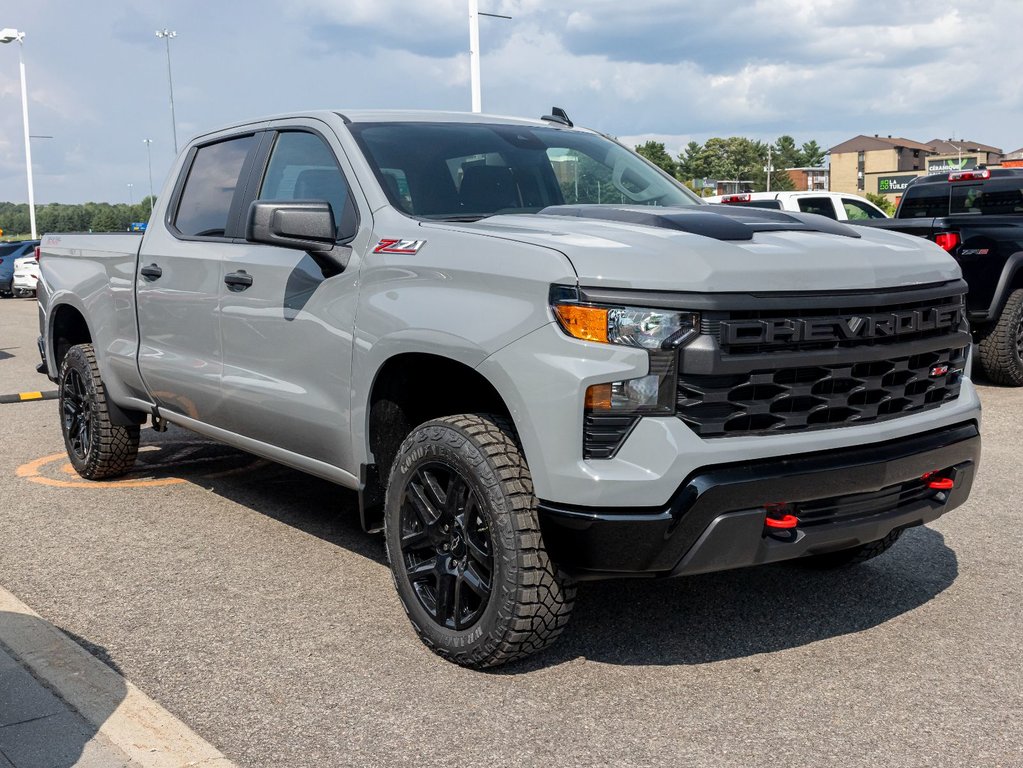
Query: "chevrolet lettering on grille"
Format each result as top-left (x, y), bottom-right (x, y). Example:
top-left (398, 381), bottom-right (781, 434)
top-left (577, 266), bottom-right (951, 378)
top-left (720, 304), bottom-right (965, 346)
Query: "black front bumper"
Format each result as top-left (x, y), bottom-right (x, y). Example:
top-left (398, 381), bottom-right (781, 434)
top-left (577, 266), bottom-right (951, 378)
top-left (538, 422), bottom-right (980, 580)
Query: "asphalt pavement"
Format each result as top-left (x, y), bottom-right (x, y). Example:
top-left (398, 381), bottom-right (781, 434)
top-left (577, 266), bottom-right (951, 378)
top-left (0, 295), bottom-right (1020, 767)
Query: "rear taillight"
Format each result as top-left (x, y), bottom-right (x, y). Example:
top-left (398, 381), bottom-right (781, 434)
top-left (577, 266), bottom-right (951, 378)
top-left (721, 193), bottom-right (752, 203)
top-left (34, 246), bottom-right (40, 261)
top-left (934, 232), bottom-right (960, 252)
top-left (948, 169), bottom-right (990, 182)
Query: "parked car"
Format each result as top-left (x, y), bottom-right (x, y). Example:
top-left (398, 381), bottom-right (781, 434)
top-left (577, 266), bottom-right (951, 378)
top-left (37, 110), bottom-right (979, 667)
top-left (852, 168), bottom-right (1023, 384)
top-left (706, 191), bottom-right (889, 221)
top-left (0, 240), bottom-right (39, 297)
top-left (12, 246), bottom-right (40, 297)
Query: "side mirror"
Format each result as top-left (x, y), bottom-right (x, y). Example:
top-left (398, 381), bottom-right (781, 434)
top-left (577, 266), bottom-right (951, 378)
top-left (246, 200), bottom-right (349, 276)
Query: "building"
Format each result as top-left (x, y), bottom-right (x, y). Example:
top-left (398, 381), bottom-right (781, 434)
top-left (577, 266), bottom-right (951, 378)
top-left (925, 138), bottom-right (1003, 169)
top-left (785, 167), bottom-right (829, 191)
top-left (1003, 147), bottom-right (1023, 168)
top-left (830, 134), bottom-right (1005, 205)
top-left (828, 135), bottom-right (934, 196)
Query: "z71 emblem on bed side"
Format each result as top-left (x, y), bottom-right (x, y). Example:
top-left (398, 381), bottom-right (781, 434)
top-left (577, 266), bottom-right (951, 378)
top-left (373, 238), bottom-right (426, 255)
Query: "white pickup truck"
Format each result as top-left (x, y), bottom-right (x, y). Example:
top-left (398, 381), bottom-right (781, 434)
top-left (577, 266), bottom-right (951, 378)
top-left (36, 109), bottom-right (981, 667)
top-left (706, 191), bottom-right (889, 221)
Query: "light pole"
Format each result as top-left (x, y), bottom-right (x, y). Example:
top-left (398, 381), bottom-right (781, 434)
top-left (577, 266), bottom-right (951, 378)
top-left (155, 29), bottom-right (178, 154)
top-left (143, 139), bottom-right (155, 217)
top-left (0, 28), bottom-right (37, 239)
top-left (127, 183), bottom-right (134, 206)
top-left (467, 2), bottom-right (511, 113)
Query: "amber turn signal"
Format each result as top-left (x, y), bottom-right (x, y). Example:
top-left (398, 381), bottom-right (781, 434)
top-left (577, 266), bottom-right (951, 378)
top-left (553, 304), bottom-right (609, 344)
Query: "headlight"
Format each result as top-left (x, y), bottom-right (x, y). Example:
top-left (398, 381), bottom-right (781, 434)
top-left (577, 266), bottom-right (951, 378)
top-left (552, 301), bottom-right (699, 350)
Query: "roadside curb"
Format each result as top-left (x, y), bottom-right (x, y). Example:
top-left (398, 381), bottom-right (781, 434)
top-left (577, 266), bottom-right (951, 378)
top-left (0, 390), bottom-right (58, 404)
top-left (0, 587), bottom-right (238, 768)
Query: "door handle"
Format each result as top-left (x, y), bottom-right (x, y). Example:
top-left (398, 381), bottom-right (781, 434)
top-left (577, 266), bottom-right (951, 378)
top-left (224, 270), bottom-right (253, 291)
top-left (140, 264), bottom-right (162, 280)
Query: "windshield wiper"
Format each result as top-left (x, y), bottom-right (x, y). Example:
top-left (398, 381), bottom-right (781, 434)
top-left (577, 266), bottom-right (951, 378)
top-left (428, 214), bottom-right (492, 223)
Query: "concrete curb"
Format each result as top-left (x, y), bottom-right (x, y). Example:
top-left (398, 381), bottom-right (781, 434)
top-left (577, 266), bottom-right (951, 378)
top-left (0, 587), bottom-right (238, 768)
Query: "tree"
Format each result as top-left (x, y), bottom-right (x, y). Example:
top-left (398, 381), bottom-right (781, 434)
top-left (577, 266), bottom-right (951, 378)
top-left (677, 141), bottom-right (705, 181)
top-left (865, 192), bottom-right (896, 216)
top-left (634, 141), bottom-right (677, 177)
top-left (800, 140), bottom-right (825, 167)
top-left (773, 135), bottom-right (802, 169)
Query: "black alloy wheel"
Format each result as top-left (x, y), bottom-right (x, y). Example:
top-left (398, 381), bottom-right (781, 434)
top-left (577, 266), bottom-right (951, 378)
top-left (399, 461), bottom-right (494, 630)
top-left (384, 414), bottom-right (576, 667)
top-left (57, 344), bottom-right (140, 479)
top-left (61, 366), bottom-right (93, 460)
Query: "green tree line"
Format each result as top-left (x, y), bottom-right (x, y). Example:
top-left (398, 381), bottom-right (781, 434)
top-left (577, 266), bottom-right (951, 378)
top-left (635, 136), bottom-right (826, 194)
top-left (0, 199), bottom-right (155, 239)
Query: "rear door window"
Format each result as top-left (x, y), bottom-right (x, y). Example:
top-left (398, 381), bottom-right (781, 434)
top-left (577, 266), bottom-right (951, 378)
top-left (842, 198), bottom-right (886, 220)
top-left (174, 134), bottom-right (259, 238)
top-left (797, 197), bottom-right (839, 219)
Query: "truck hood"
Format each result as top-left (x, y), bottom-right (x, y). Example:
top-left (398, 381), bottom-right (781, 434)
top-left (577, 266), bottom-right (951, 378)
top-left (423, 205), bottom-right (959, 292)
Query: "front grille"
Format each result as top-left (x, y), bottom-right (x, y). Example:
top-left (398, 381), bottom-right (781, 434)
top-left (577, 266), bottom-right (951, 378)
top-left (707, 292), bottom-right (965, 355)
top-left (793, 477), bottom-right (935, 527)
top-left (677, 346), bottom-right (967, 437)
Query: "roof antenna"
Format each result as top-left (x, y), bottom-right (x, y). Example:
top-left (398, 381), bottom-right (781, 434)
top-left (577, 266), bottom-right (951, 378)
top-left (541, 107), bottom-right (573, 128)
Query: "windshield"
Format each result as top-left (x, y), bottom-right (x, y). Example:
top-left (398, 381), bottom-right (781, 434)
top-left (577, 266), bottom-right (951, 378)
top-left (348, 122), bottom-right (700, 220)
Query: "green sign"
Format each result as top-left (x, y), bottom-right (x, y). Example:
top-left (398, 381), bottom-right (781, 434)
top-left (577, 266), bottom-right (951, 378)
top-left (926, 156), bottom-right (978, 173)
top-left (877, 175), bottom-right (918, 193)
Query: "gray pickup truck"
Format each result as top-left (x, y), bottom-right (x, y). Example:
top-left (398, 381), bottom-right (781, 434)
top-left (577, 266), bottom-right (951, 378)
top-left (37, 110), bottom-right (981, 667)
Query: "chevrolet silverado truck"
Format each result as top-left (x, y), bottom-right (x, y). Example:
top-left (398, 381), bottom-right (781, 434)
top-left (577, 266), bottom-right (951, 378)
top-left (37, 110), bottom-right (981, 667)
top-left (854, 168), bottom-right (1023, 385)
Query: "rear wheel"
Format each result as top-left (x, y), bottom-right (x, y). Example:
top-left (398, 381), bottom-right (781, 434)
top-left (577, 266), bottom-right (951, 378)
top-left (384, 413), bottom-right (575, 668)
top-left (59, 344), bottom-right (140, 479)
top-left (796, 529), bottom-right (904, 569)
top-left (977, 288), bottom-right (1023, 386)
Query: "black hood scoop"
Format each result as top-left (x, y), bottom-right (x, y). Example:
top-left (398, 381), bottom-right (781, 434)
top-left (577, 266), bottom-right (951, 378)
top-left (536, 204), bottom-right (861, 241)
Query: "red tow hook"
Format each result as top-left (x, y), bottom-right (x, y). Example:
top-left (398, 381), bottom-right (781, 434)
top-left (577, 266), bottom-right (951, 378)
top-left (764, 514), bottom-right (799, 530)
top-left (922, 471), bottom-right (955, 490)
top-left (764, 503), bottom-right (799, 530)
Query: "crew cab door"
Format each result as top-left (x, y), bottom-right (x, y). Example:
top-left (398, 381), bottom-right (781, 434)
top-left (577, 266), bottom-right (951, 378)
top-left (137, 131), bottom-right (265, 423)
top-left (215, 123), bottom-right (365, 469)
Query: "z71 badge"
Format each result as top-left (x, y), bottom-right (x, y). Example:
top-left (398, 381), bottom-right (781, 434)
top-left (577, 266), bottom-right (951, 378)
top-left (373, 238), bottom-right (426, 255)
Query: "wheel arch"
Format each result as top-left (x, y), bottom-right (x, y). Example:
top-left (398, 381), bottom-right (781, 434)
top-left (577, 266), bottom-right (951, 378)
top-left (359, 350), bottom-right (513, 532)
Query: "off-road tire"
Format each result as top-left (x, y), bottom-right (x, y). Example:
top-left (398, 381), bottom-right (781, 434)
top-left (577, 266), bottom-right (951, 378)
top-left (58, 344), bottom-right (140, 479)
top-left (384, 413), bottom-right (576, 668)
top-left (795, 529), bottom-right (904, 569)
top-left (977, 288), bottom-right (1023, 386)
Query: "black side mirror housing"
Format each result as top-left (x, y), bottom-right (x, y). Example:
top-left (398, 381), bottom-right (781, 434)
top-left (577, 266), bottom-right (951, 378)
top-left (246, 200), bottom-right (349, 275)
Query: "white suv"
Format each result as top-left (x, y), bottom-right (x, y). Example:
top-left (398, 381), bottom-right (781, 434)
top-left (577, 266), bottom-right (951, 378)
top-left (706, 191), bottom-right (888, 221)
top-left (13, 248), bottom-right (40, 297)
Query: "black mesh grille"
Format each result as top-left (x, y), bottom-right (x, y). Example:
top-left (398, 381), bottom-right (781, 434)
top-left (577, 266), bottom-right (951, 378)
top-left (677, 346), bottom-right (967, 437)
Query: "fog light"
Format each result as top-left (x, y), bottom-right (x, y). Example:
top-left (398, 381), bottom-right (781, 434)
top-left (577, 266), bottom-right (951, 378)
top-left (585, 353), bottom-right (676, 414)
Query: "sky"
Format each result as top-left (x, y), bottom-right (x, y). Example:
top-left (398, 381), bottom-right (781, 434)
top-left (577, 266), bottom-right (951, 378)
top-left (1, 0), bottom-right (1022, 204)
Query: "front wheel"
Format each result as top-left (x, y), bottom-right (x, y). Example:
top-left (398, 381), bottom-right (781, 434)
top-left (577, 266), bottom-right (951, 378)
top-left (977, 288), bottom-right (1023, 386)
top-left (384, 414), bottom-right (575, 668)
top-left (59, 344), bottom-right (140, 479)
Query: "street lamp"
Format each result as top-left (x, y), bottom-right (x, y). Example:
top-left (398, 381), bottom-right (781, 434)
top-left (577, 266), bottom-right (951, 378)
top-left (467, 1), bottom-right (511, 113)
top-left (143, 139), bottom-right (155, 217)
top-left (155, 29), bottom-right (178, 154)
top-left (127, 183), bottom-right (134, 206)
top-left (0, 28), bottom-right (37, 239)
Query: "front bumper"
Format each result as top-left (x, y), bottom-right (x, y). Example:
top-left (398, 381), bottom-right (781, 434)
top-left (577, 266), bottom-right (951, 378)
top-left (538, 421), bottom-right (980, 580)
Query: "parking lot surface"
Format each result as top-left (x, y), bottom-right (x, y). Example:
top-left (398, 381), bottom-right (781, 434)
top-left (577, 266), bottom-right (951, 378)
top-left (0, 296), bottom-right (1020, 767)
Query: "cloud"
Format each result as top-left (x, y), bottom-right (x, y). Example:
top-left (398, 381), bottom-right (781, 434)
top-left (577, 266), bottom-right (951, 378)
top-left (0, 0), bottom-right (1021, 203)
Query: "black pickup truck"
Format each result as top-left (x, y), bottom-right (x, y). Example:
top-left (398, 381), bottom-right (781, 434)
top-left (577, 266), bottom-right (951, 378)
top-left (856, 168), bottom-right (1023, 385)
